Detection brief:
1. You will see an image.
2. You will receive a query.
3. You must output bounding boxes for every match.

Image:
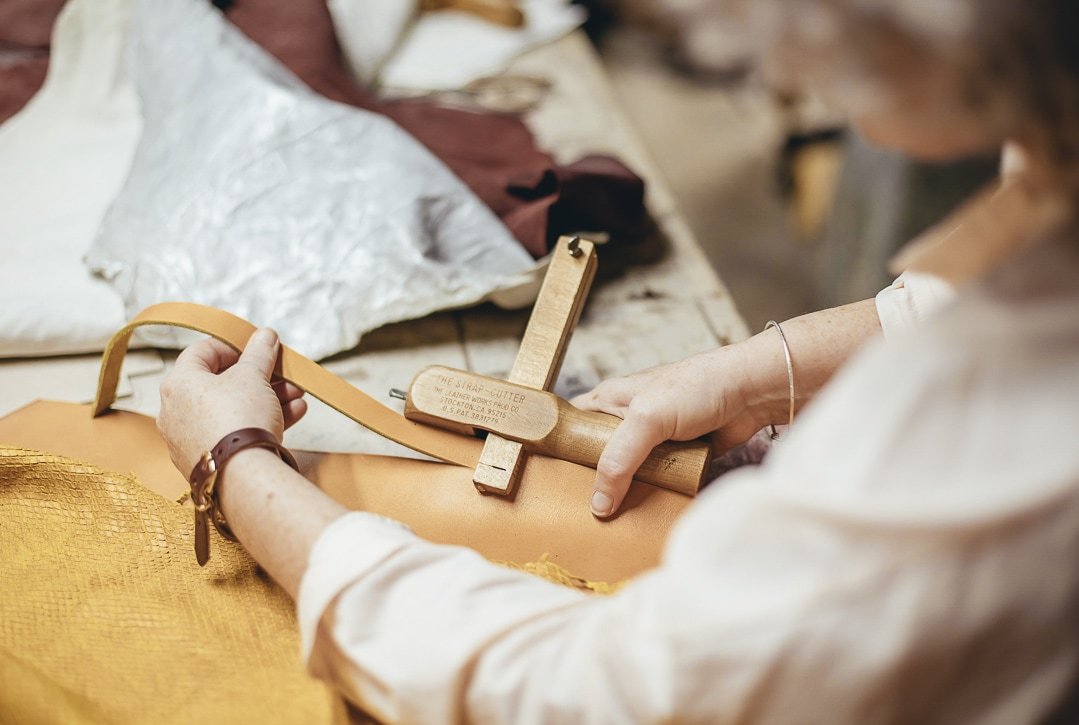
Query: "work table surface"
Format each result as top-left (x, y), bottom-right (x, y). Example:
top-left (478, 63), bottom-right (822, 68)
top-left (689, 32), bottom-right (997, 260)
top-left (0, 32), bottom-right (748, 457)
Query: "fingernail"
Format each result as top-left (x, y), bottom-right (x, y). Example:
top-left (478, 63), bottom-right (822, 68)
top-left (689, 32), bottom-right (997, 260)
top-left (590, 490), bottom-right (614, 518)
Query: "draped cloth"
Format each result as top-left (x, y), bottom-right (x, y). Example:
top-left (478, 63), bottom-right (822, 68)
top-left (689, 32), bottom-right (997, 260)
top-left (0, 0), bottom-right (649, 257)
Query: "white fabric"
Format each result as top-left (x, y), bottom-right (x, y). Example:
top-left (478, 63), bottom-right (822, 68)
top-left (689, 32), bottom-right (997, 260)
top-left (0, 0), bottom-right (137, 357)
top-left (85, 0), bottom-right (535, 361)
top-left (297, 236), bottom-right (1079, 723)
top-left (875, 270), bottom-right (956, 338)
top-left (325, 0), bottom-right (416, 86)
top-left (329, 0), bottom-right (585, 92)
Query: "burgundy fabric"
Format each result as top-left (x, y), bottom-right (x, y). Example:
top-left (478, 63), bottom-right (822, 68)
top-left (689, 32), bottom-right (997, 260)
top-left (0, 54), bottom-right (48, 123)
top-left (0, 0), bottom-right (649, 256)
top-left (511, 155), bottom-right (647, 247)
top-left (0, 0), bottom-right (66, 124)
top-left (0, 0), bottom-right (66, 48)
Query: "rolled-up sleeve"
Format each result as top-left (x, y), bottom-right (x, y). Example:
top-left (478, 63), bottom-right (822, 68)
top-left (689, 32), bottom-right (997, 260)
top-left (874, 271), bottom-right (955, 339)
top-left (298, 511), bottom-right (594, 722)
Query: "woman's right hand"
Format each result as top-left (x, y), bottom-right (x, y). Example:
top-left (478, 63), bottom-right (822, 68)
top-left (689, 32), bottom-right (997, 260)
top-left (571, 342), bottom-right (776, 518)
top-left (573, 300), bottom-right (885, 518)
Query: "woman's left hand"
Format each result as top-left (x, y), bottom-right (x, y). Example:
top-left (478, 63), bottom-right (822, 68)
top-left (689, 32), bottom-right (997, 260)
top-left (156, 328), bottom-right (307, 478)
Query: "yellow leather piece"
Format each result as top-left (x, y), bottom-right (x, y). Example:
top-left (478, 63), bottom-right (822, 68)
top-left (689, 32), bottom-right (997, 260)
top-left (500, 555), bottom-right (628, 595)
top-left (0, 446), bottom-right (348, 725)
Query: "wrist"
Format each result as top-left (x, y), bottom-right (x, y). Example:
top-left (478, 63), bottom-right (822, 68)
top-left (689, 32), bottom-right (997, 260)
top-left (216, 446), bottom-right (286, 515)
top-left (223, 445), bottom-right (281, 475)
top-left (188, 432), bottom-right (298, 565)
top-left (728, 332), bottom-right (794, 428)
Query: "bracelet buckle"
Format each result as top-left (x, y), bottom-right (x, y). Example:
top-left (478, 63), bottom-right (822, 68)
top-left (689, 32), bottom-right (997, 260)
top-left (191, 451), bottom-right (218, 512)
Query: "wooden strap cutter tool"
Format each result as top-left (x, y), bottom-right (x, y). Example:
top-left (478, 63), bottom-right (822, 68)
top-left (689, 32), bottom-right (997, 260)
top-left (398, 236), bottom-right (713, 499)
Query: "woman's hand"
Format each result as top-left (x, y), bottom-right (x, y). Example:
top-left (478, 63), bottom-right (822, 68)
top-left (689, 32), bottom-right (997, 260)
top-left (573, 300), bottom-right (885, 518)
top-left (157, 328), bottom-right (307, 478)
top-left (572, 344), bottom-right (771, 518)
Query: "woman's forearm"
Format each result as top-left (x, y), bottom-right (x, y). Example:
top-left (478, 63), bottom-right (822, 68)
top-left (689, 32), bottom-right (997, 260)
top-left (736, 299), bottom-right (882, 425)
top-left (217, 448), bottom-right (348, 598)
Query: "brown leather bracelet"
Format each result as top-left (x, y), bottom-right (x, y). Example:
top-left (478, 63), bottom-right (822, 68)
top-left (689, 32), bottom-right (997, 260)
top-left (188, 428), bottom-right (299, 566)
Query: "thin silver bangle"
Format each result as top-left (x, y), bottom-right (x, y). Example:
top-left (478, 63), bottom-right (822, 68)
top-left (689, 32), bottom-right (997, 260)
top-left (764, 320), bottom-right (795, 440)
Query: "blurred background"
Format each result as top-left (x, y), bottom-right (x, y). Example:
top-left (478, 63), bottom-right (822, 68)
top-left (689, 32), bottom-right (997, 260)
top-left (584, 0), bottom-right (998, 330)
top-left (0, 0), bottom-right (1004, 355)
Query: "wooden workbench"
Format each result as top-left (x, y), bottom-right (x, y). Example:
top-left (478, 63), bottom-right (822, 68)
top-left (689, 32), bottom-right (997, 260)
top-left (0, 32), bottom-right (748, 458)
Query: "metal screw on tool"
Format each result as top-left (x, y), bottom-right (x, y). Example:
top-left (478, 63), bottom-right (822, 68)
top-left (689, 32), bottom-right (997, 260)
top-left (567, 236), bottom-right (582, 258)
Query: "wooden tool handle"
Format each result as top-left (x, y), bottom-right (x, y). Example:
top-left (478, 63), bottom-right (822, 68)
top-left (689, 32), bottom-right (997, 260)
top-left (549, 402), bottom-right (711, 497)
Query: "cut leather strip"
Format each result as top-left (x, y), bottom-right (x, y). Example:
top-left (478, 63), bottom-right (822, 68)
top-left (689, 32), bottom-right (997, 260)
top-left (94, 302), bottom-right (481, 468)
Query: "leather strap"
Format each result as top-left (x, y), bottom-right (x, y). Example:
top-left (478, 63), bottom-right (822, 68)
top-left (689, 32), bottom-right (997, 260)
top-left (189, 427), bottom-right (299, 493)
top-left (94, 303), bottom-right (486, 469)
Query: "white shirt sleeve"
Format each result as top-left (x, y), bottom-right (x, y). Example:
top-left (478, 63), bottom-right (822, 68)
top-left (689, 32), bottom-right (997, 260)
top-left (874, 271), bottom-right (955, 339)
top-left (297, 258), bottom-right (1079, 723)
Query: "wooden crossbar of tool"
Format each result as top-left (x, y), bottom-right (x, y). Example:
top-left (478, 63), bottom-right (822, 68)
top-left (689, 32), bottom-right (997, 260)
top-left (402, 235), bottom-right (712, 498)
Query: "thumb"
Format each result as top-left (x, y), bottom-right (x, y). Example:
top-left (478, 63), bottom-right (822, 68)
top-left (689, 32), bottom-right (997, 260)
top-left (590, 416), bottom-right (665, 518)
top-left (238, 327), bottom-right (280, 381)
